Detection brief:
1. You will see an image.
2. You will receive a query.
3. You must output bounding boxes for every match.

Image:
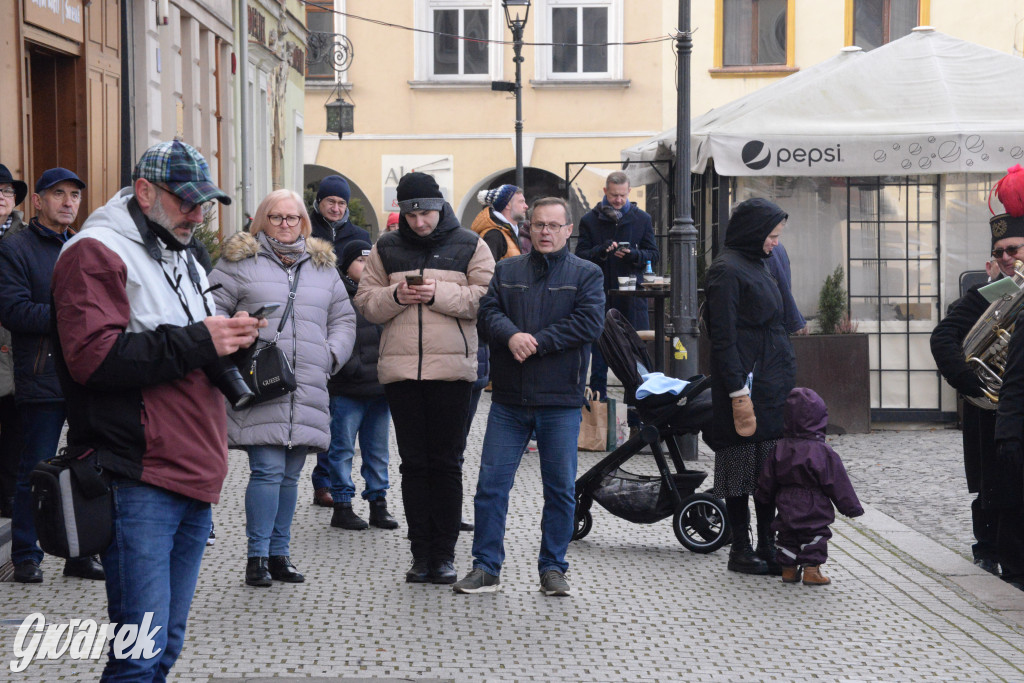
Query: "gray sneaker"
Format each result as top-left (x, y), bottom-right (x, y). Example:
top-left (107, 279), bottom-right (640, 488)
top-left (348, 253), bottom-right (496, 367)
top-left (452, 567), bottom-right (501, 594)
top-left (539, 569), bottom-right (570, 596)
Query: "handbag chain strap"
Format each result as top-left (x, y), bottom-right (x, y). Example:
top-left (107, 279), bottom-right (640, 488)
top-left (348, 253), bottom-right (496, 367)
top-left (271, 262), bottom-right (304, 344)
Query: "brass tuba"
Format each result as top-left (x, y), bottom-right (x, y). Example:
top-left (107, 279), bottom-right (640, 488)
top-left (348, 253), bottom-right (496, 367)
top-left (961, 260), bottom-right (1024, 409)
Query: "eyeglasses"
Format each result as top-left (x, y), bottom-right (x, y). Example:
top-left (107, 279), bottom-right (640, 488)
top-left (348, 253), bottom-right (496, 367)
top-left (320, 198), bottom-right (347, 209)
top-left (152, 183), bottom-right (209, 215)
top-left (267, 214), bottom-right (302, 227)
top-left (532, 222), bottom-right (570, 234)
top-left (992, 244), bottom-right (1024, 259)
top-left (0, 189), bottom-right (15, 199)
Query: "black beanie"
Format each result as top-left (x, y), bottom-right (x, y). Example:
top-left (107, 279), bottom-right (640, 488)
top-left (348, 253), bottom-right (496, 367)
top-left (396, 172), bottom-right (444, 214)
top-left (340, 239), bottom-right (371, 274)
top-left (317, 175), bottom-right (351, 203)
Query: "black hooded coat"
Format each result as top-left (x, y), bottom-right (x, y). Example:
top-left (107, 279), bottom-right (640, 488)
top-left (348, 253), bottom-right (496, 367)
top-left (704, 198), bottom-right (796, 448)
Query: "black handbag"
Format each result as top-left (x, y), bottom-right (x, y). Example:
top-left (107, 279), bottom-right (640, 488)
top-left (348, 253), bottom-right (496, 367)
top-left (236, 263), bottom-right (302, 405)
top-left (30, 446), bottom-right (113, 559)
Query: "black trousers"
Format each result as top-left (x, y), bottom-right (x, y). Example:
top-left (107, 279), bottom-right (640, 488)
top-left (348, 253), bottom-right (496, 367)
top-left (0, 393), bottom-right (22, 511)
top-left (385, 380), bottom-right (472, 563)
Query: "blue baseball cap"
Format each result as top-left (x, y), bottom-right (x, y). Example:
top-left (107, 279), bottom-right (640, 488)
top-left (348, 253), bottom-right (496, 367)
top-left (35, 168), bottom-right (86, 194)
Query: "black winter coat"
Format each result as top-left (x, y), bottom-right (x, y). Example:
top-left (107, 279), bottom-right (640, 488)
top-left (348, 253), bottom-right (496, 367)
top-left (575, 201), bottom-right (658, 329)
top-left (929, 286), bottom-right (1018, 507)
top-left (991, 294), bottom-right (1024, 508)
top-left (328, 276), bottom-right (384, 398)
top-left (479, 245), bottom-right (605, 408)
top-left (310, 209), bottom-right (371, 269)
top-left (705, 199), bottom-right (795, 448)
top-left (0, 219), bottom-right (70, 404)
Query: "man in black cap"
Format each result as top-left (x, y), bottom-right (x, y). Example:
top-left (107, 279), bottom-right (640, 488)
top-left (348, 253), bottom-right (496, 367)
top-left (0, 163), bottom-right (28, 517)
top-left (933, 168), bottom-right (1024, 590)
top-left (354, 172), bottom-right (494, 585)
top-left (308, 173), bottom-right (371, 508)
top-left (0, 167), bottom-right (105, 584)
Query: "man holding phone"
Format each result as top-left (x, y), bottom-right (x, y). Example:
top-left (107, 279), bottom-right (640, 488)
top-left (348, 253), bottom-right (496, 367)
top-left (575, 171), bottom-right (659, 399)
top-left (354, 172), bottom-right (494, 585)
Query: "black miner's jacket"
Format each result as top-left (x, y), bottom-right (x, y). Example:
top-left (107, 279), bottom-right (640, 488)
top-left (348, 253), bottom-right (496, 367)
top-left (479, 245), bottom-right (604, 408)
top-left (705, 199), bottom-right (795, 448)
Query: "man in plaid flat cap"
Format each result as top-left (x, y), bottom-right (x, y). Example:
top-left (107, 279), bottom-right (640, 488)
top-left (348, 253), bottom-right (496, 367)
top-left (51, 140), bottom-right (264, 679)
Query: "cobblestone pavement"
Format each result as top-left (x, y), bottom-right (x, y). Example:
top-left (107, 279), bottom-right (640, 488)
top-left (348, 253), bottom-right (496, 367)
top-left (1, 393), bottom-right (1022, 681)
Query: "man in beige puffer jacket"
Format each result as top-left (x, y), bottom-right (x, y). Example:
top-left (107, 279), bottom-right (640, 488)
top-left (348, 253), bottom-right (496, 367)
top-left (355, 172), bottom-right (494, 585)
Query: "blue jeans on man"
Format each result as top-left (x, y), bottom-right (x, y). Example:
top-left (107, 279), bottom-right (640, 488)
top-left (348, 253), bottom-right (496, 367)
top-left (471, 403), bottom-right (581, 577)
top-left (326, 394), bottom-right (390, 503)
top-left (11, 402), bottom-right (66, 565)
top-left (245, 445), bottom-right (307, 557)
top-left (101, 479), bottom-right (211, 682)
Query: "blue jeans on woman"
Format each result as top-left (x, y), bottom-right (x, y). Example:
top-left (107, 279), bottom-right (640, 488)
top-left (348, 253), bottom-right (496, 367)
top-left (471, 403), bottom-right (581, 577)
top-left (101, 479), bottom-right (210, 682)
top-left (326, 394), bottom-right (390, 503)
top-left (245, 445), bottom-right (307, 558)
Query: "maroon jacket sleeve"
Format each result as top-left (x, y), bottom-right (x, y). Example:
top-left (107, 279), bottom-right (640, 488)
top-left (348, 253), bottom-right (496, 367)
top-left (53, 238), bottom-right (218, 389)
top-left (819, 446), bottom-right (865, 518)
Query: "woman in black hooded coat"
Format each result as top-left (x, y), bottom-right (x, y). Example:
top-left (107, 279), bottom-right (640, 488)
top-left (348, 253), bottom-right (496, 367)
top-left (705, 198), bottom-right (796, 575)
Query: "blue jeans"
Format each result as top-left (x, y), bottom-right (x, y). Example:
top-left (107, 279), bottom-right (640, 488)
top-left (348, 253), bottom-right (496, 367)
top-left (12, 403), bottom-right (66, 565)
top-left (472, 403), bottom-right (581, 577)
top-left (311, 454), bottom-right (330, 491)
top-left (326, 394), bottom-right (391, 503)
top-left (101, 479), bottom-right (211, 682)
top-left (245, 445), bottom-right (307, 557)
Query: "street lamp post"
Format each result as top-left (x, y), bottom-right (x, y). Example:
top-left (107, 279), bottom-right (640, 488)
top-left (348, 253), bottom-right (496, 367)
top-left (669, 0), bottom-right (698, 384)
top-left (502, 0), bottom-right (531, 189)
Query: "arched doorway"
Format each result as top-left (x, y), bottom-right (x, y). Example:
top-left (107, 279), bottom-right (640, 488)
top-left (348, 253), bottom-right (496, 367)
top-left (304, 164), bottom-right (379, 238)
top-left (457, 167), bottom-right (568, 230)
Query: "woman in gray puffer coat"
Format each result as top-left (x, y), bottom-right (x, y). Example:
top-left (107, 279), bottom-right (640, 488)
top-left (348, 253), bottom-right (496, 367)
top-left (209, 189), bottom-right (356, 587)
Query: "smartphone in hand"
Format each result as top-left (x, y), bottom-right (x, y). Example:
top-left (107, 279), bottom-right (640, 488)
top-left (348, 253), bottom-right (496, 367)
top-left (405, 274), bottom-right (424, 286)
top-left (615, 242), bottom-right (631, 252)
top-left (250, 303), bottom-right (281, 320)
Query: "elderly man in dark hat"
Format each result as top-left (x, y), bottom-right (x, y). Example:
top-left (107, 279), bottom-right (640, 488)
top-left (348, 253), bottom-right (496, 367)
top-left (933, 164), bottom-right (1024, 591)
top-left (355, 172), bottom-right (494, 585)
top-left (0, 167), bottom-right (105, 584)
top-left (308, 174), bottom-right (372, 509)
top-left (0, 163), bottom-right (28, 518)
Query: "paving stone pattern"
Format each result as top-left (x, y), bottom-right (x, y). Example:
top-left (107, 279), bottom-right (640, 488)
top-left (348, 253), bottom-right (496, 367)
top-left (0, 394), bottom-right (1021, 681)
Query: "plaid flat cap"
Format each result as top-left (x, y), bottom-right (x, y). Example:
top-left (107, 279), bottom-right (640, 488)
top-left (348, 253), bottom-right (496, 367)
top-left (132, 140), bottom-right (231, 206)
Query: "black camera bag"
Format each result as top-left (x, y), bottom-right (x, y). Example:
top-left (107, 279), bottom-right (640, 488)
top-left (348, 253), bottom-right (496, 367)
top-left (29, 447), bottom-right (112, 559)
top-left (235, 261), bottom-right (302, 405)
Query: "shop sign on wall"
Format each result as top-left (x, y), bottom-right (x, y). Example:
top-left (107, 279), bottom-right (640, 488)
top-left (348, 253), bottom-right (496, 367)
top-left (24, 0), bottom-right (84, 43)
top-left (381, 156), bottom-right (453, 215)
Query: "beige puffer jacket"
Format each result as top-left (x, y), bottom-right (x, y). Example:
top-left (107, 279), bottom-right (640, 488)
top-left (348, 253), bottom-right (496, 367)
top-left (355, 208), bottom-right (494, 384)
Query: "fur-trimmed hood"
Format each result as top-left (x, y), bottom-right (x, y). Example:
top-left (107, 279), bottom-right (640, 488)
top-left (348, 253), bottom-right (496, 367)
top-left (219, 231), bottom-right (337, 269)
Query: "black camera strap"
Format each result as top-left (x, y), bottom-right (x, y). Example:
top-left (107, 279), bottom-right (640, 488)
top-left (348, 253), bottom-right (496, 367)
top-left (272, 262), bottom-right (304, 343)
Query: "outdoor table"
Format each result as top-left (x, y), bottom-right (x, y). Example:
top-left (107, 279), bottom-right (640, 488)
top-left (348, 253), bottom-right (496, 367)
top-left (610, 285), bottom-right (671, 372)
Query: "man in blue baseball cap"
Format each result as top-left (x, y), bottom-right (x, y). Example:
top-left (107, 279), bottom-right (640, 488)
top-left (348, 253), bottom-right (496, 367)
top-left (0, 167), bottom-right (104, 585)
top-left (51, 140), bottom-right (262, 679)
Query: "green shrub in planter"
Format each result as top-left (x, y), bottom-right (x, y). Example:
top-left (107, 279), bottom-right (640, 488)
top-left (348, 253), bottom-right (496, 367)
top-left (817, 265), bottom-right (848, 335)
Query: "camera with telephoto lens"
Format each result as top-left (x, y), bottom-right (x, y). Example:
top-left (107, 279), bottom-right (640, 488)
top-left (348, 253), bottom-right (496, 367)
top-left (205, 358), bottom-right (254, 410)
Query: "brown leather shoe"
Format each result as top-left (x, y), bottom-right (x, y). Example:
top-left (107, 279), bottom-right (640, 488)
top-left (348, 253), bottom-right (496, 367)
top-left (313, 487), bottom-right (334, 507)
top-left (781, 565), bottom-right (801, 583)
top-left (802, 564), bottom-right (831, 586)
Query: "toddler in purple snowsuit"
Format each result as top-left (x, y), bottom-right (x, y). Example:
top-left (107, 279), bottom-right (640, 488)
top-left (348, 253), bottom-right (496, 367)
top-left (755, 387), bottom-right (864, 585)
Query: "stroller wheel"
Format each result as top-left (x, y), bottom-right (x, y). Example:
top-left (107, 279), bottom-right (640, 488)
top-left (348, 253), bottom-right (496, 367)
top-left (673, 493), bottom-right (729, 554)
top-left (572, 499), bottom-right (593, 541)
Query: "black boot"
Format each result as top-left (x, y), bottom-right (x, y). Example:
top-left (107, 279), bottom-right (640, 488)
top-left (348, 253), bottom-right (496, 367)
top-left (726, 496), bottom-right (769, 575)
top-left (754, 500), bottom-right (783, 576)
top-left (368, 499), bottom-right (398, 529)
top-left (245, 557), bottom-right (272, 587)
top-left (331, 502), bottom-right (369, 530)
top-left (268, 556), bottom-right (305, 583)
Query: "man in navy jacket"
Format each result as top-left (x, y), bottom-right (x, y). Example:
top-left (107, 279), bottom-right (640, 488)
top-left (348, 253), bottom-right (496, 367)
top-left (575, 171), bottom-right (658, 397)
top-left (0, 167), bottom-right (105, 584)
top-left (454, 197), bottom-right (604, 597)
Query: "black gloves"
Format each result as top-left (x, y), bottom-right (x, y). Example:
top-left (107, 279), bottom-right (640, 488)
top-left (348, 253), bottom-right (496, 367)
top-left (996, 439), bottom-right (1023, 469)
top-left (952, 367), bottom-right (985, 399)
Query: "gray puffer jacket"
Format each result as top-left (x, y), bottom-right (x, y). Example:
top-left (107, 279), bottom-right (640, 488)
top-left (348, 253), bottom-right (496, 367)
top-left (209, 231), bottom-right (356, 451)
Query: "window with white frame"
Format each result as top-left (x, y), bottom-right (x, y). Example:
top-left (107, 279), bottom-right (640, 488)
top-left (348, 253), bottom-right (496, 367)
top-left (537, 0), bottom-right (622, 81)
top-left (305, 0), bottom-right (349, 82)
top-left (414, 1), bottom-right (502, 82)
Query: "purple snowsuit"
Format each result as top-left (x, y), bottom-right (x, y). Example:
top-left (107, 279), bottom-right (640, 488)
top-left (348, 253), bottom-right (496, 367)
top-left (755, 388), bottom-right (864, 565)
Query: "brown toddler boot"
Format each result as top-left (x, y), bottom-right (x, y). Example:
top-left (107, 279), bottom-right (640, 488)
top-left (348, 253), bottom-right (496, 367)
top-left (802, 564), bottom-right (831, 586)
top-left (781, 565), bottom-right (801, 583)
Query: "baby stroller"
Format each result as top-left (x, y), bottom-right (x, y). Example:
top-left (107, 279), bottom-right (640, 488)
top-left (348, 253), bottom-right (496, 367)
top-left (572, 309), bottom-right (730, 553)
